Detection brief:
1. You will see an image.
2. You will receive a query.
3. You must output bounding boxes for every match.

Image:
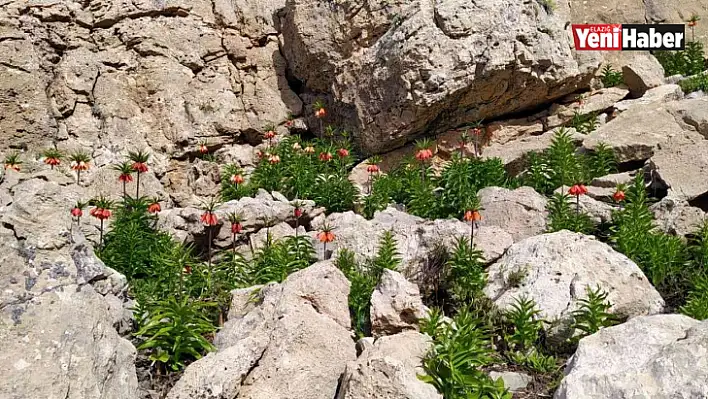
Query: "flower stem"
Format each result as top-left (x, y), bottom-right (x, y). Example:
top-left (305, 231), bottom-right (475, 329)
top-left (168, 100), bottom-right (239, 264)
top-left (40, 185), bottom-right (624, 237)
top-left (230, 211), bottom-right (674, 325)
top-left (77, 170), bottom-right (81, 186)
top-left (99, 219), bottom-right (104, 247)
top-left (323, 242), bottom-right (328, 260)
top-left (576, 194), bottom-right (580, 215)
top-left (207, 226), bottom-right (213, 294)
top-left (122, 180), bottom-right (127, 198)
top-left (470, 221), bottom-right (475, 248)
top-left (232, 233), bottom-right (236, 255)
top-left (136, 172), bottom-right (141, 198)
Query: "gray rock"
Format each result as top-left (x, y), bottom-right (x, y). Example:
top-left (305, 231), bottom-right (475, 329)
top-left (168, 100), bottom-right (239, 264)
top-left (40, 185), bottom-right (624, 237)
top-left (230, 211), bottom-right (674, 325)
top-left (337, 331), bottom-right (442, 399)
top-left (650, 196), bottom-right (706, 237)
top-left (646, 136), bottom-right (708, 201)
top-left (489, 371), bottom-right (532, 392)
top-left (484, 231), bottom-right (665, 343)
top-left (555, 314), bottom-right (708, 399)
top-left (371, 270), bottom-right (428, 338)
top-left (169, 261), bottom-right (356, 399)
top-left (478, 186), bottom-right (548, 241)
top-left (613, 84), bottom-right (684, 112)
top-left (622, 53), bottom-right (665, 97)
top-left (590, 171), bottom-right (636, 188)
top-left (669, 97), bottom-right (708, 139)
top-left (281, 0), bottom-right (599, 153)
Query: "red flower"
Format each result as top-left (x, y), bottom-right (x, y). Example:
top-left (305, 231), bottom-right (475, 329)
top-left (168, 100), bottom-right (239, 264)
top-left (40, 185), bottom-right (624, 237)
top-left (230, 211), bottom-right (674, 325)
top-left (319, 152), bottom-right (333, 162)
top-left (366, 164), bottom-right (380, 174)
top-left (199, 143), bottom-right (208, 154)
top-left (315, 108), bottom-right (326, 119)
top-left (317, 230), bottom-right (336, 243)
top-left (91, 208), bottom-right (111, 220)
top-left (118, 173), bottom-right (133, 183)
top-left (471, 128), bottom-right (482, 136)
top-left (45, 157), bottom-right (61, 167)
top-left (285, 120), bottom-right (293, 128)
top-left (303, 146), bottom-right (315, 154)
top-left (294, 208), bottom-right (303, 218)
top-left (268, 154), bottom-right (281, 164)
top-left (148, 202), bottom-right (161, 214)
top-left (71, 161), bottom-right (90, 171)
top-left (688, 20), bottom-right (698, 27)
top-left (230, 174), bottom-right (244, 185)
top-left (256, 150), bottom-right (265, 159)
top-left (183, 265), bottom-right (192, 275)
top-left (264, 130), bottom-right (276, 140)
top-left (231, 223), bottom-right (243, 234)
top-left (71, 207), bottom-right (83, 218)
top-left (201, 211), bottom-right (218, 226)
top-left (568, 184), bottom-right (588, 196)
top-left (613, 190), bottom-right (626, 202)
top-left (4, 163), bottom-right (20, 172)
top-left (337, 148), bottom-right (349, 158)
top-left (463, 210), bottom-right (482, 222)
top-left (415, 149), bottom-right (433, 162)
top-left (132, 162), bottom-right (148, 173)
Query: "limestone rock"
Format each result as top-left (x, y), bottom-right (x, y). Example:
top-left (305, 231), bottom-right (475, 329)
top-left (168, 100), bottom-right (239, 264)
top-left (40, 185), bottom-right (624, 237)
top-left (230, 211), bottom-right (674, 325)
top-left (613, 84), bottom-right (684, 112)
top-left (590, 171), bottom-right (635, 188)
top-left (371, 270), bottom-right (428, 338)
top-left (555, 314), bottom-right (708, 399)
top-left (477, 186), bottom-right (548, 241)
top-left (484, 231), bottom-right (665, 342)
top-left (168, 261), bottom-right (356, 399)
top-left (308, 208), bottom-right (513, 273)
top-left (650, 196), bottom-right (706, 237)
top-left (646, 137), bottom-right (708, 202)
top-left (337, 331), bottom-right (442, 399)
top-left (281, 0), bottom-right (599, 153)
top-left (488, 371), bottom-right (532, 393)
top-left (622, 53), bottom-right (665, 97)
top-left (668, 97), bottom-right (708, 139)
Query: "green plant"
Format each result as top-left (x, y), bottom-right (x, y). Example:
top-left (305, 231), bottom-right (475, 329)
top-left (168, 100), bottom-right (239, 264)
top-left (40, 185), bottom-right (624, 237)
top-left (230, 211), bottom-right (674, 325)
top-left (135, 297), bottom-right (217, 371)
top-left (569, 111), bottom-right (598, 135)
top-left (504, 296), bottom-right (544, 353)
top-left (588, 143), bottom-right (617, 178)
top-left (600, 64), bottom-right (623, 88)
top-left (312, 173), bottom-right (358, 212)
top-left (655, 41), bottom-right (706, 77)
top-left (220, 164), bottom-right (254, 201)
top-left (547, 192), bottom-right (594, 234)
top-left (570, 285), bottom-right (619, 341)
top-left (3, 151), bottom-right (22, 171)
top-left (127, 149), bottom-right (150, 197)
top-left (420, 306), bottom-right (509, 399)
top-left (371, 230), bottom-right (402, 275)
top-left (445, 237), bottom-right (486, 303)
top-left (537, 0), bottom-right (556, 13)
top-left (679, 72), bottom-right (708, 94)
top-left (681, 274), bottom-right (708, 320)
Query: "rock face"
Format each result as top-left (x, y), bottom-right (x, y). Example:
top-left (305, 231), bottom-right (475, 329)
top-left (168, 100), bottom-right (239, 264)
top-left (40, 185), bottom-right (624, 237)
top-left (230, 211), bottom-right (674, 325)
top-left (651, 196), bottom-right (707, 237)
top-left (484, 231), bottom-right (665, 342)
top-left (477, 186), bottom-right (548, 241)
top-left (336, 331), bottom-right (442, 399)
top-left (281, 0), bottom-right (599, 153)
top-left (309, 208), bottom-right (514, 271)
top-left (371, 270), bottom-right (428, 338)
top-left (0, 0), bottom-right (300, 153)
top-left (0, 173), bottom-right (138, 399)
top-left (167, 261), bottom-right (356, 399)
top-left (646, 135), bottom-right (708, 202)
top-left (621, 53), bottom-right (665, 97)
top-left (555, 314), bottom-right (708, 399)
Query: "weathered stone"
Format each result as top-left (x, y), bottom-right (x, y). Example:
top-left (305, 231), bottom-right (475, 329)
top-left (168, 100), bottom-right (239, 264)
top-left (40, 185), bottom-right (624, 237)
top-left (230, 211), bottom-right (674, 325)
top-left (337, 331), bottom-right (442, 399)
top-left (281, 0), bottom-right (599, 153)
top-left (646, 137), bottom-right (708, 202)
top-left (484, 231), bottom-right (665, 342)
top-left (478, 186), bottom-right (548, 241)
top-left (650, 196), bottom-right (706, 237)
top-left (489, 371), bottom-right (532, 392)
top-left (308, 208), bottom-right (513, 273)
top-left (622, 53), bottom-right (665, 97)
top-left (590, 171), bottom-right (636, 188)
top-left (555, 314), bottom-right (708, 399)
top-left (371, 270), bottom-right (428, 338)
top-left (668, 97), bottom-right (708, 139)
top-left (613, 84), bottom-right (684, 112)
top-left (168, 261), bottom-right (356, 399)
top-left (546, 87), bottom-right (629, 128)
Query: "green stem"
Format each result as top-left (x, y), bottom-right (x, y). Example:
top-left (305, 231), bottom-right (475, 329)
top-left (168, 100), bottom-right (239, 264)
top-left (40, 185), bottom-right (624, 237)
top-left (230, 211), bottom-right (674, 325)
top-left (100, 219), bottom-right (104, 247)
top-left (136, 172), bottom-right (141, 198)
top-left (207, 226), bottom-right (213, 294)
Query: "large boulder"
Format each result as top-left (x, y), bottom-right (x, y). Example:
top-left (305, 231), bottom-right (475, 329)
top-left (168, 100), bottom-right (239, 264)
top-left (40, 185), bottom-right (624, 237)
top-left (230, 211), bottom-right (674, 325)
top-left (371, 270), bottom-right (428, 338)
top-left (583, 102), bottom-right (691, 163)
top-left (555, 314), bottom-right (708, 399)
top-left (308, 208), bottom-right (514, 271)
top-left (167, 261), bottom-right (356, 399)
top-left (477, 186), bottom-right (548, 241)
top-left (281, 0), bottom-right (599, 153)
top-left (669, 97), bottom-right (708, 139)
top-left (646, 135), bottom-right (708, 202)
top-left (484, 231), bottom-right (665, 342)
top-left (336, 331), bottom-right (442, 399)
top-left (651, 196), bottom-right (707, 237)
top-left (621, 53), bottom-right (665, 97)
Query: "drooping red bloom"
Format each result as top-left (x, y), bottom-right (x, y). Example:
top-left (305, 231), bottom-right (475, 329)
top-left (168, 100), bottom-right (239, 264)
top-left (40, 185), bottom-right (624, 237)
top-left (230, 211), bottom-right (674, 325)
top-left (231, 222), bottom-right (243, 234)
top-left (292, 142), bottom-right (302, 151)
top-left (319, 152), bottom-right (333, 162)
top-left (688, 20), bottom-right (698, 27)
top-left (613, 190), bottom-right (626, 202)
top-left (568, 184), bottom-right (588, 196)
top-left (256, 150), bottom-right (265, 159)
top-left (71, 161), bottom-right (90, 171)
top-left (463, 210), bottom-right (482, 222)
top-left (268, 154), bottom-right (281, 164)
top-left (367, 164), bottom-right (380, 174)
top-left (201, 211), bottom-right (218, 226)
top-left (118, 173), bottom-right (133, 183)
top-left (337, 148), bottom-right (349, 158)
top-left (199, 143), bottom-right (208, 154)
top-left (415, 148), bottom-right (433, 162)
top-left (317, 230), bottom-right (335, 243)
top-left (264, 130), bottom-right (277, 140)
top-left (91, 208), bottom-right (111, 220)
top-left (71, 207), bottom-right (83, 218)
top-left (294, 207), bottom-right (303, 218)
top-left (230, 174), bottom-right (244, 185)
top-left (45, 157), bottom-right (61, 167)
top-left (303, 146), bottom-right (315, 154)
top-left (4, 163), bottom-right (20, 172)
top-left (148, 201), bottom-right (161, 214)
top-left (132, 162), bottom-right (148, 173)
top-left (471, 128), bottom-right (482, 136)
top-left (315, 108), bottom-right (326, 119)
top-left (183, 265), bottom-right (192, 274)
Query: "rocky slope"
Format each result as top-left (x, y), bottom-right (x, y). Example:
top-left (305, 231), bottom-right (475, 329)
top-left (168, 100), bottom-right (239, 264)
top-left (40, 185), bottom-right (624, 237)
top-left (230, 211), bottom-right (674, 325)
top-left (3, 0), bottom-right (708, 399)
